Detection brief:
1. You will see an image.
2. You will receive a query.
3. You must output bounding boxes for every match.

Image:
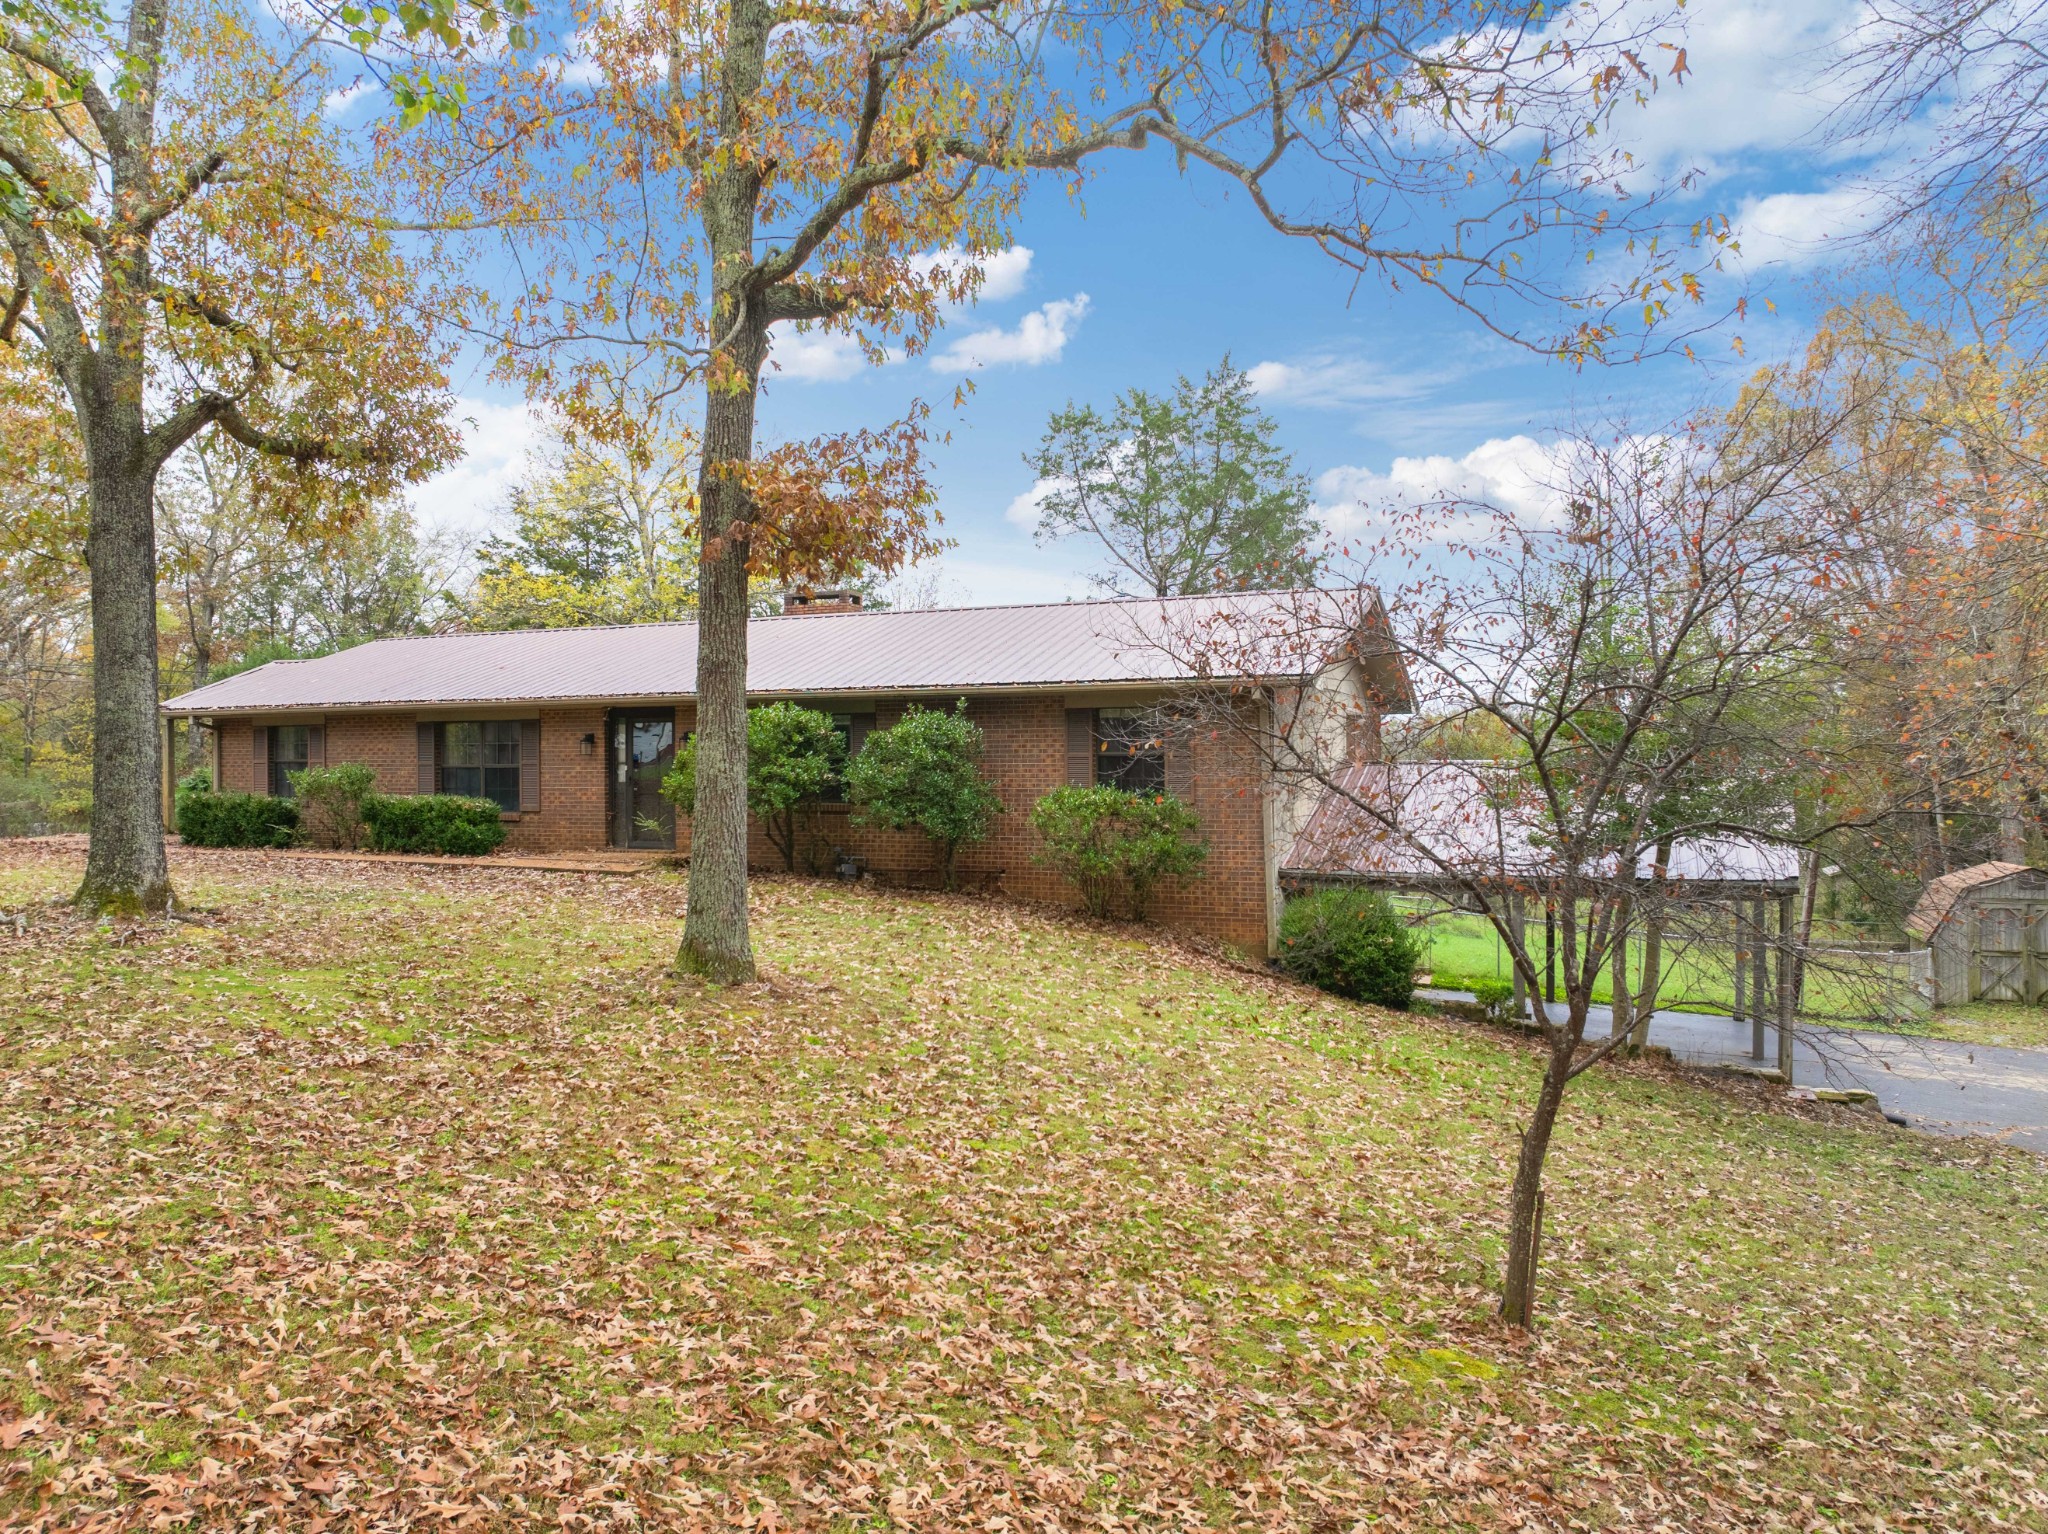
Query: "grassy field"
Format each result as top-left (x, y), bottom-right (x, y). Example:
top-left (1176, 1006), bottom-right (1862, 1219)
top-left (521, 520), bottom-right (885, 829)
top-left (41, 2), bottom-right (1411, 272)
top-left (4, 841), bottom-right (2047, 1531)
top-left (1409, 906), bottom-right (2048, 1046)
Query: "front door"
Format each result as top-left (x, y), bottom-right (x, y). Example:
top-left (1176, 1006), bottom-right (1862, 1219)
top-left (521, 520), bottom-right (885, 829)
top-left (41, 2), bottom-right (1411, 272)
top-left (610, 708), bottom-right (677, 849)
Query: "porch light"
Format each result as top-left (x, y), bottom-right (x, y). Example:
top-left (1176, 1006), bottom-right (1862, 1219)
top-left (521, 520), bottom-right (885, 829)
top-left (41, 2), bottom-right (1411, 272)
top-left (580, 732), bottom-right (597, 756)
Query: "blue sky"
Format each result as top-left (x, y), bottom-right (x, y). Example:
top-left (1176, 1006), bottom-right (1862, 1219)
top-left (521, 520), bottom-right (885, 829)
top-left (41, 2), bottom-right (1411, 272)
top-left (399, 0), bottom-right (1893, 605)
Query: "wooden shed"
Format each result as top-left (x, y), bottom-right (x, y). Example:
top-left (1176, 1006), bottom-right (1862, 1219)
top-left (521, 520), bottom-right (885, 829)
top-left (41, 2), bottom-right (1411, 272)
top-left (1906, 861), bottom-right (2048, 1005)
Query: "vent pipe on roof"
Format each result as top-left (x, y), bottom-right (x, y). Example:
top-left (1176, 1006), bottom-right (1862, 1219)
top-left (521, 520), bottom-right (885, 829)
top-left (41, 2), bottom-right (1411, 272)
top-left (781, 586), bottom-right (864, 615)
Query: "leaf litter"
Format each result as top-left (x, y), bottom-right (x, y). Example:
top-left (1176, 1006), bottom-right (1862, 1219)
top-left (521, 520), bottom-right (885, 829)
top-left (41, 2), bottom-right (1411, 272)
top-left (0, 840), bottom-right (2044, 1531)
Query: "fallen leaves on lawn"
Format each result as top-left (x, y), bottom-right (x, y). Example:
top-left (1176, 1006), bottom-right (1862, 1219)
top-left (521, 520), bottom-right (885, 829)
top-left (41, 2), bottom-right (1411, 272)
top-left (0, 840), bottom-right (2043, 1531)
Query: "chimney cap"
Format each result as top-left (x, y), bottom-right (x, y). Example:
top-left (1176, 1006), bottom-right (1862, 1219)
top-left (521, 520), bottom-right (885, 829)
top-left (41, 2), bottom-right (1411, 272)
top-left (781, 585), bottom-right (865, 615)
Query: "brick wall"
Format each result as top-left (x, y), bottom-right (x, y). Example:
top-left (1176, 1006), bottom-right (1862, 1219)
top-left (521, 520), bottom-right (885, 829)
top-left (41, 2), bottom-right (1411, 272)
top-left (205, 691), bottom-right (1294, 953)
top-left (683, 694), bottom-right (1277, 953)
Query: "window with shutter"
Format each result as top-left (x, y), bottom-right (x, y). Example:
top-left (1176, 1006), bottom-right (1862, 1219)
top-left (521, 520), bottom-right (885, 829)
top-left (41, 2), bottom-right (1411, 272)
top-left (821, 712), bottom-right (877, 803)
top-left (267, 725), bottom-right (310, 798)
top-left (440, 721), bottom-right (522, 811)
top-left (1094, 708), bottom-right (1167, 794)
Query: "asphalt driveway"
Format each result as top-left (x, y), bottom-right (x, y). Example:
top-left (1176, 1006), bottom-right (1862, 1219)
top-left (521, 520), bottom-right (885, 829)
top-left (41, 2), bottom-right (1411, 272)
top-left (1431, 991), bottom-right (2048, 1154)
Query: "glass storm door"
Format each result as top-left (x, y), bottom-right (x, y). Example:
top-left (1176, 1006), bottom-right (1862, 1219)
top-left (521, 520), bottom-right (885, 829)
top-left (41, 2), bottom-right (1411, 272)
top-left (611, 709), bottom-right (677, 849)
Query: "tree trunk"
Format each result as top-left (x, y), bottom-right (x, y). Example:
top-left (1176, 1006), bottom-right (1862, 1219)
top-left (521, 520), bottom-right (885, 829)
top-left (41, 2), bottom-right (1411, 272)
top-left (76, 433), bottom-right (172, 914)
top-left (1608, 896), bottom-right (1632, 1039)
top-left (1500, 1032), bottom-right (1573, 1327)
top-left (676, 325), bottom-right (767, 981)
top-left (1630, 837), bottom-right (1673, 1051)
top-left (673, 0), bottom-right (771, 983)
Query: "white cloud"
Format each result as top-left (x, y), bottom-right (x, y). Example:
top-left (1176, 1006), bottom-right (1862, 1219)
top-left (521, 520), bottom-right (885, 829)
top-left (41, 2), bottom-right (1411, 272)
top-left (913, 244), bottom-right (1035, 304)
top-left (762, 247), bottom-right (1039, 385)
top-left (1727, 187), bottom-right (1883, 268)
top-left (406, 397), bottom-right (546, 539)
top-left (323, 80), bottom-right (374, 117)
top-left (560, 31), bottom-right (604, 88)
top-left (930, 294), bottom-right (1090, 372)
top-left (1004, 477), bottom-right (1059, 529)
top-left (1600, 0), bottom-right (1863, 184)
top-left (1247, 354), bottom-right (1437, 407)
top-left (1315, 435), bottom-right (1566, 537)
top-left (767, 326), bottom-right (866, 383)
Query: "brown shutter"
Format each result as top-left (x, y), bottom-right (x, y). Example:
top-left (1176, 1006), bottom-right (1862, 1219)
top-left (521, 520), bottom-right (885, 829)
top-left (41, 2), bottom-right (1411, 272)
top-left (1065, 709), bottom-right (1096, 787)
top-left (252, 724), bottom-right (268, 794)
top-left (305, 724), bottom-right (325, 768)
top-left (519, 719), bottom-right (541, 812)
top-left (416, 723), bottom-right (437, 794)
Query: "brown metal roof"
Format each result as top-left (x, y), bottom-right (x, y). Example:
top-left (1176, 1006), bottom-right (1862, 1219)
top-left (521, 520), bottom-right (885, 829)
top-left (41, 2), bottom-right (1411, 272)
top-left (162, 590), bottom-right (1413, 716)
top-left (1284, 761), bottom-right (1801, 886)
top-left (1905, 861), bottom-right (2033, 939)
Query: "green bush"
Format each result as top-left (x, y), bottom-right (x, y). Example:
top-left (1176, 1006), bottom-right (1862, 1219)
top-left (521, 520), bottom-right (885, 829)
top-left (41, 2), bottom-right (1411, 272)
top-left (175, 768), bottom-right (213, 802)
top-left (362, 793), bottom-right (508, 856)
top-left (1469, 976), bottom-right (1515, 1020)
top-left (1278, 887), bottom-right (1424, 1010)
top-left (1030, 785), bottom-right (1207, 920)
top-left (0, 773), bottom-right (85, 836)
top-left (663, 703), bottom-right (843, 871)
top-left (287, 763), bottom-right (377, 850)
top-left (175, 790), bottom-right (299, 848)
top-left (845, 701), bottom-right (1003, 890)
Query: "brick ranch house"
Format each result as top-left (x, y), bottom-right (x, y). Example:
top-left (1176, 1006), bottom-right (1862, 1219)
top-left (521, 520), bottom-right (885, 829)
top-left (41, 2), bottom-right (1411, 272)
top-left (161, 589), bottom-right (1412, 954)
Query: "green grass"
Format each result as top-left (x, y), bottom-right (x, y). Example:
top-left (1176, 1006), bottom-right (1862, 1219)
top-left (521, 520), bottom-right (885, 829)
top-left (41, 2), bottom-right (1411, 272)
top-left (2, 841), bottom-right (2045, 1530)
top-left (1408, 906), bottom-right (2037, 1044)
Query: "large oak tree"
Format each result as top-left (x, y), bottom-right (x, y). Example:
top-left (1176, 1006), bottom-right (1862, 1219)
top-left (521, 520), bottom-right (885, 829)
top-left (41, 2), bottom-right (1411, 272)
top-left (444, 0), bottom-right (1724, 981)
top-left (1, 0), bottom-right (466, 911)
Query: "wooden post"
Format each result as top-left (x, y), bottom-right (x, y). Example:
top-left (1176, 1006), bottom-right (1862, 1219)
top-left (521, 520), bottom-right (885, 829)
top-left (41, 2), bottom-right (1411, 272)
top-left (1732, 899), bottom-right (1748, 1024)
top-left (1777, 890), bottom-right (1796, 1084)
top-left (1610, 900), bottom-right (1632, 1039)
top-left (1793, 850), bottom-right (1820, 1012)
top-left (160, 714), bottom-right (176, 828)
top-left (1510, 893), bottom-right (1528, 1022)
top-left (1544, 900), bottom-right (1557, 1005)
top-left (1752, 897), bottom-right (1770, 1061)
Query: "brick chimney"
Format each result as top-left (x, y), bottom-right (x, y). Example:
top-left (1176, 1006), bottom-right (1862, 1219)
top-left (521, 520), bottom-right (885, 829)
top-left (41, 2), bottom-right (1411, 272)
top-left (781, 586), bottom-right (864, 616)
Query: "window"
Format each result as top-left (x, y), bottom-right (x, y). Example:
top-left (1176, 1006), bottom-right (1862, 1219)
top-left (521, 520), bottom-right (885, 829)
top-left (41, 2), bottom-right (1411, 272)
top-left (441, 720), bottom-right (523, 811)
top-left (1095, 708), bottom-right (1167, 794)
top-left (818, 712), bottom-right (875, 804)
top-left (268, 725), bottom-right (309, 798)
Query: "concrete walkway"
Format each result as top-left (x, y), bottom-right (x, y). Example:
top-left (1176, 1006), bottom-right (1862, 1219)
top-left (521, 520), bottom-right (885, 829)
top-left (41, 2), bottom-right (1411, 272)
top-left (1425, 990), bottom-right (2048, 1153)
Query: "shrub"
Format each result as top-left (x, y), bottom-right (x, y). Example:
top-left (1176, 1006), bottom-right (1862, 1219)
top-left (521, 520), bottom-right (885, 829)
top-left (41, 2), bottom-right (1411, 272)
top-left (1468, 976), bottom-right (1516, 1020)
top-left (1030, 785), bottom-right (1207, 920)
top-left (0, 773), bottom-right (84, 836)
top-left (175, 768), bottom-right (213, 802)
top-left (362, 794), bottom-right (507, 856)
top-left (663, 703), bottom-right (843, 871)
top-left (1278, 887), bottom-right (1423, 1009)
top-left (175, 790), bottom-right (299, 848)
top-left (287, 763), bottom-right (377, 850)
top-left (845, 701), bottom-right (1002, 890)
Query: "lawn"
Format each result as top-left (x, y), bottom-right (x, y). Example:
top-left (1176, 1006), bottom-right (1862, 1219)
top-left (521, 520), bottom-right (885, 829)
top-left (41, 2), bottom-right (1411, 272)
top-left (4, 841), bottom-right (2046, 1531)
top-left (1408, 906), bottom-right (2048, 1045)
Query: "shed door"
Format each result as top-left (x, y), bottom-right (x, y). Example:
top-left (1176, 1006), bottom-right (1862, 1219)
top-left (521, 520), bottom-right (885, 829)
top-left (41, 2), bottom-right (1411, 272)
top-left (1973, 903), bottom-right (2029, 1002)
top-left (2027, 900), bottom-right (2048, 1006)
